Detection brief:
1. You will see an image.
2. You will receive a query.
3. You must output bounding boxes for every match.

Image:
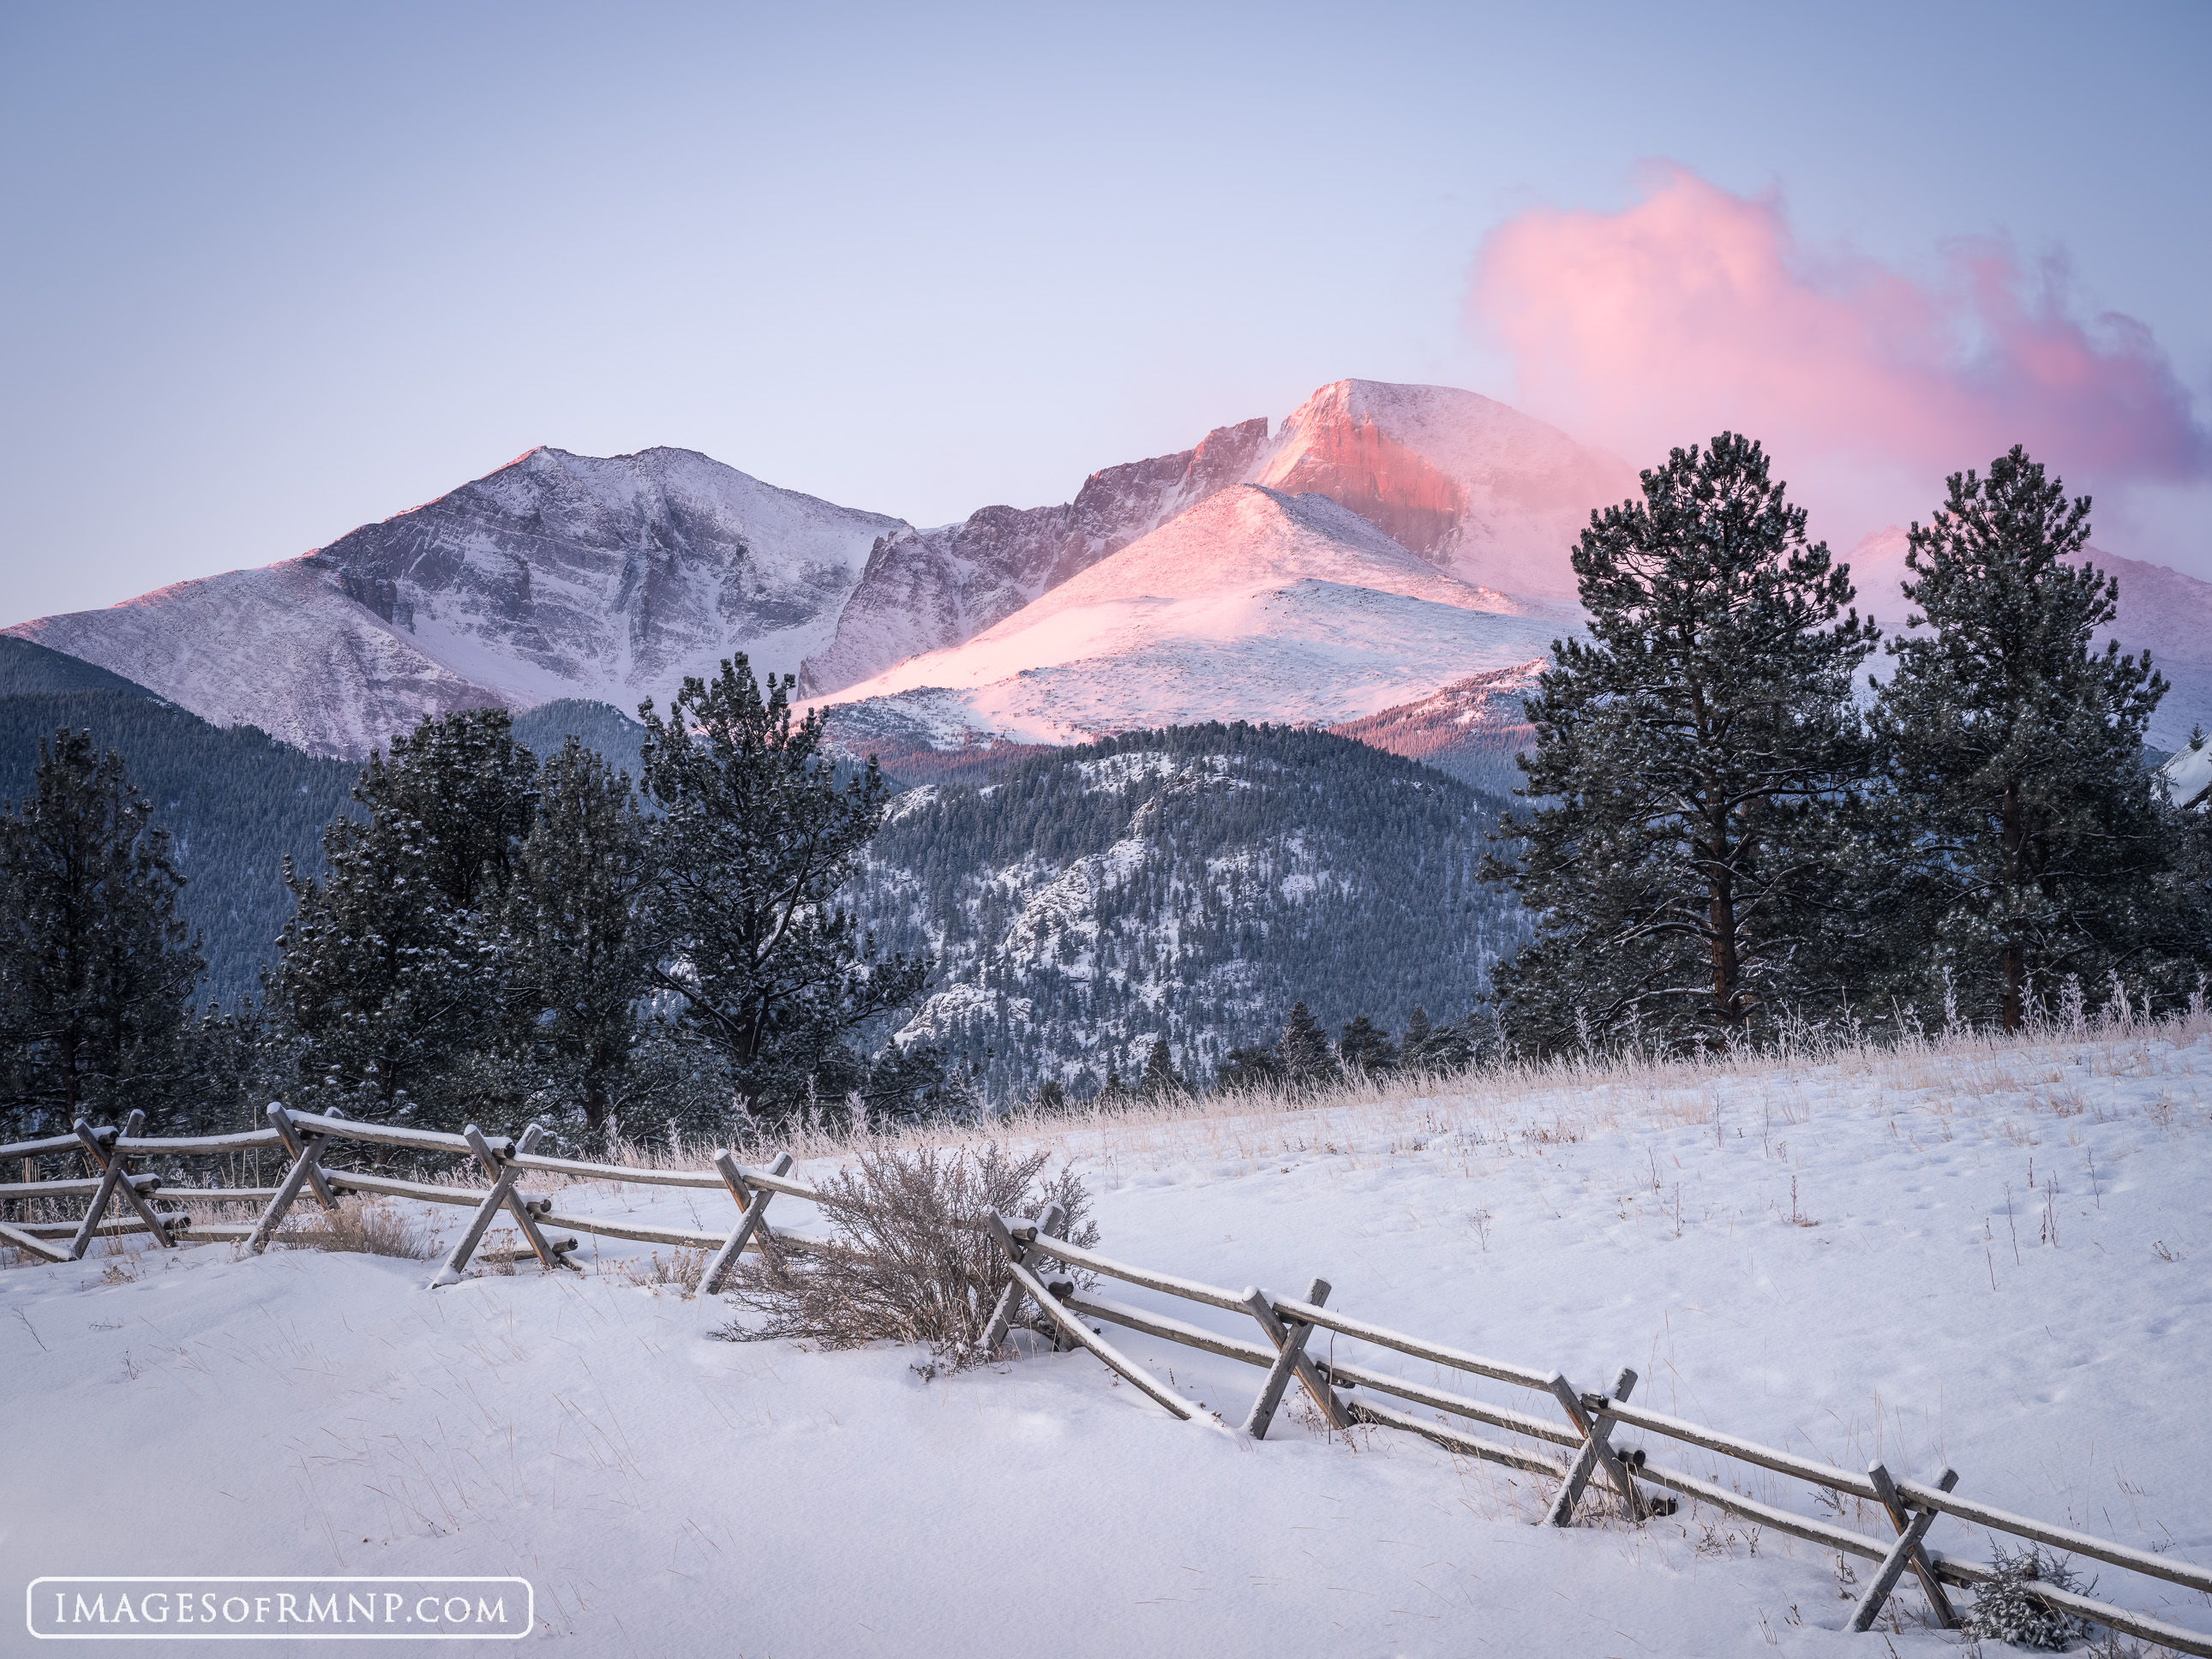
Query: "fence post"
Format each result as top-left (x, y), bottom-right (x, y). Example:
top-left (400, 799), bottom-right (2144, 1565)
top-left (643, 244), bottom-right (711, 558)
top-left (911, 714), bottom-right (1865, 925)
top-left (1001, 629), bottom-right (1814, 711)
top-left (982, 1200), bottom-right (1065, 1356)
top-left (249, 1105), bottom-right (332, 1254)
top-left (1544, 1369), bottom-right (1645, 1524)
top-left (702, 1151), bottom-right (794, 1296)
top-left (985, 1213), bottom-right (1194, 1421)
top-left (69, 1111), bottom-right (182, 1258)
top-left (1240, 1281), bottom-right (1352, 1432)
top-left (1243, 1278), bottom-right (1331, 1439)
top-left (429, 1124), bottom-right (543, 1288)
top-left (1861, 1464), bottom-right (1959, 1630)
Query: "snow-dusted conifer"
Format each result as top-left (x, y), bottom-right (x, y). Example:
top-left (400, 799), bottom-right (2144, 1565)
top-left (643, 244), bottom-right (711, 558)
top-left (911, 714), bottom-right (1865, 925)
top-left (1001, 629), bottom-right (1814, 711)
top-left (1278, 1000), bottom-right (1330, 1081)
top-left (509, 736), bottom-right (652, 1134)
top-left (638, 656), bottom-right (932, 1119)
top-left (1486, 434), bottom-right (1877, 1054)
top-left (0, 728), bottom-right (205, 1137)
top-left (1872, 448), bottom-right (2169, 1030)
top-left (1336, 1015), bottom-right (1397, 1074)
top-left (267, 710), bottom-right (538, 1127)
top-left (1138, 1035), bottom-right (1186, 1099)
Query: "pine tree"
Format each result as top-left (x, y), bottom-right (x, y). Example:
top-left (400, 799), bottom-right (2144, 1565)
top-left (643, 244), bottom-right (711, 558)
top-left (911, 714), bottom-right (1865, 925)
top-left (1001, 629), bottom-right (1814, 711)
top-left (638, 656), bottom-right (933, 1117)
top-left (1278, 1000), bottom-right (1330, 1083)
top-left (1138, 1034), bottom-right (1186, 1099)
top-left (267, 710), bottom-right (539, 1127)
top-left (1336, 1015), bottom-right (1398, 1075)
top-left (1872, 447), bottom-right (2170, 1028)
top-left (1486, 434), bottom-right (1877, 1054)
top-left (508, 736), bottom-right (652, 1135)
top-left (0, 729), bottom-right (206, 1138)
top-left (1214, 1044), bottom-right (1286, 1093)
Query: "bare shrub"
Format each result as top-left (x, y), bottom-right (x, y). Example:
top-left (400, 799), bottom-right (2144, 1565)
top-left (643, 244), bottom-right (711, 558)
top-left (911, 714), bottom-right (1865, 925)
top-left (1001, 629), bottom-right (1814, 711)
top-left (613, 1247), bottom-right (706, 1294)
top-left (713, 1143), bottom-right (1098, 1372)
top-left (281, 1198), bottom-right (441, 1261)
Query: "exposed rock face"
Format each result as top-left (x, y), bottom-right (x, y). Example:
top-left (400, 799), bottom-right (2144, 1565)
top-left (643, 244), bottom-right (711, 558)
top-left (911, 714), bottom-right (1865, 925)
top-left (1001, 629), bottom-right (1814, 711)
top-left (9, 446), bottom-right (903, 758)
top-left (798, 417), bottom-right (1270, 694)
top-left (1250, 380), bottom-right (1635, 599)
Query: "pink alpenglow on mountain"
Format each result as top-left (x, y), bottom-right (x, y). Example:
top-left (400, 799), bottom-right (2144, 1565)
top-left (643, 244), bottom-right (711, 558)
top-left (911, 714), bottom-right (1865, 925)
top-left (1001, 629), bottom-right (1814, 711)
top-left (800, 485), bottom-right (1565, 746)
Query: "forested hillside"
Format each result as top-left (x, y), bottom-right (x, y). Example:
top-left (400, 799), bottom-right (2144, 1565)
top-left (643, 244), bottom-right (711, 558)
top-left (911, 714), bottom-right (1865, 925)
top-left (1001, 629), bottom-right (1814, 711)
top-left (844, 725), bottom-right (1524, 1101)
top-left (0, 690), bottom-right (357, 1003)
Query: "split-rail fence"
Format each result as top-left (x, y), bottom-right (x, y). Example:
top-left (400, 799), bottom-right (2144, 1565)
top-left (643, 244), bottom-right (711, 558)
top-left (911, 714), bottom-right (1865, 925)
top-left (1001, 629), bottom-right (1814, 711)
top-left (4, 1105), bottom-right (2207, 1655)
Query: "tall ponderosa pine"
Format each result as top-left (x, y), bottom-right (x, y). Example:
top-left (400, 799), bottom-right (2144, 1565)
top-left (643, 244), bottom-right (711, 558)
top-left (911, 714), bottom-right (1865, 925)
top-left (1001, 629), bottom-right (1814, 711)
top-left (1488, 434), bottom-right (1877, 1053)
top-left (0, 729), bottom-right (206, 1137)
top-left (1872, 447), bottom-right (2169, 1029)
top-left (509, 736), bottom-right (653, 1134)
top-left (638, 656), bottom-right (932, 1117)
top-left (268, 710), bottom-right (540, 1126)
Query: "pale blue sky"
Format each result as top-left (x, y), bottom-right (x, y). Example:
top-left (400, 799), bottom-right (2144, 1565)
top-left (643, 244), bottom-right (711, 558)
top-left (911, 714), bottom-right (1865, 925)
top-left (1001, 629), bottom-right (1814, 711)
top-left (3, 1), bottom-right (2207, 619)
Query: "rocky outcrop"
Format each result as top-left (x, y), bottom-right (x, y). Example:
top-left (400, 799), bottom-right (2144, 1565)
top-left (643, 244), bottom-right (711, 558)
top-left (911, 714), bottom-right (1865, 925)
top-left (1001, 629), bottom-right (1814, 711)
top-left (798, 417), bottom-right (1270, 695)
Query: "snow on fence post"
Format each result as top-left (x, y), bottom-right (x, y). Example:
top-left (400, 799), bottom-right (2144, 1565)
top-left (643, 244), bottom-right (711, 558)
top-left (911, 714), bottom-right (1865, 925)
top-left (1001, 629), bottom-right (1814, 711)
top-left (1242, 1278), bottom-right (1333, 1439)
top-left (981, 1199), bottom-right (1064, 1356)
top-left (702, 1150), bottom-right (794, 1296)
top-left (430, 1123), bottom-right (552, 1288)
top-left (1853, 1464), bottom-right (1957, 1632)
top-left (69, 1111), bottom-right (186, 1259)
top-left (249, 1104), bottom-right (336, 1253)
top-left (986, 1213), bottom-right (1193, 1422)
top-left (1544, 1369), bottom-right (1646, 1524)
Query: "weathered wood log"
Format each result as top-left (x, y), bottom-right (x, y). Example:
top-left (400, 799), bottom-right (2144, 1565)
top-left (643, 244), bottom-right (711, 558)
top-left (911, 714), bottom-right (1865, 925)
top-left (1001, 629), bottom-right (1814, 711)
top-left (15, 1212), bottom-right (195, 1239)
top-left (1895, 1478), bottom-right (2212, 1596)
top-left (1544, 1369), bottom-right (1643, 1524)
top-left (266, 1104), bottom-right (339, 1213)
top-left (536, 1212), bottom-right (732, 1250)
top-left (1634, 1457), bottom-right (1889, 1561)
top-left (1244, 1278), bottom-right (1329, 1440)
top-left (703, 1150), bottom-right (794, 1295)
top-left (504, 1152), bottom-right (726, 1191)
top-left (0, 1219), bottom-right (74, 1261)
top-left (113, 1129), bottom-right (285, 1155)
top-left (1316, 1357), bottom-right (1580, 1449)
top-left (1867, 1459), bottom-right (1957, 1626)
top-left (1004, 1228), bottom-right (1250, 1314)
top-left (147, 1188), bottom-right (285, 1202)
top-left (72, 1112), bottom-right (177, 1258)
top-left (322, 1171), bottom-right (499, 1208)
top-left (982, 1202), bottom-right (1065, 1354)
top-left (986, 1214), bottom-right (1193, 1422)
top-left (0, 1132), bottom-right (93, 1161)
top-left (285, 1110), bottom-right (503, 1159)
top-left (1268, 1293), bottom-right (1557, 1392)
top-left (0, 1174), bottom-right (160, 1198)
top-left (1591, 1398), bottom-right (1884, 1503)
top-left (1854, 1464), bottom-right (1957, 1632)
top-left (430, 1124), bottom-right (540, 1288)
top-left (1347, 1398), bottom-right (1572, 1480)
top-left (1061, 1289), bottom-right (1277, 1368)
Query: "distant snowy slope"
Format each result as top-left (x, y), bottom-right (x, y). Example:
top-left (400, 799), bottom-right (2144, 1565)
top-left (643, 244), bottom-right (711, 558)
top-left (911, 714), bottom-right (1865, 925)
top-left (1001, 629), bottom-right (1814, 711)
top-left (802, 487), bottom-right (1563, 746)
top-left (1849, 529), bottom-right (2212, 752)
top-left (1328, 660), bottom-right (1550, 794)
top-left (7, 446), bottom-right (904, 758)
top-left (800, 419), bottom-right (1271, 696)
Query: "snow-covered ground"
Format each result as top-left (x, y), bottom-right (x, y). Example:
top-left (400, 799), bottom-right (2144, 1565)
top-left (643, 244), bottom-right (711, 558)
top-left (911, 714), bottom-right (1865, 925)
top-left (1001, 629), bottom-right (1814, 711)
top-left (6, 1025), bottom-right (2210, 1656)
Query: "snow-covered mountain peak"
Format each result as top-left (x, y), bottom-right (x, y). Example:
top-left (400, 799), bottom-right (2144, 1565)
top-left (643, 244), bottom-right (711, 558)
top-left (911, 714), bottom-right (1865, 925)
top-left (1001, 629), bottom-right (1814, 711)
top-left (1248, 379), bottom-right (1634, 599)
top-left (801, 480), bottom-right (1562, 748)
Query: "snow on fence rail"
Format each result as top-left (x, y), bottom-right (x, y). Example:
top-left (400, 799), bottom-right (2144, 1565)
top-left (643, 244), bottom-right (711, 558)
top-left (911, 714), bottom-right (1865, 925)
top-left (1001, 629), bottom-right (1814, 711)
top-left (5, 1105), bottom-right (2208, 1653)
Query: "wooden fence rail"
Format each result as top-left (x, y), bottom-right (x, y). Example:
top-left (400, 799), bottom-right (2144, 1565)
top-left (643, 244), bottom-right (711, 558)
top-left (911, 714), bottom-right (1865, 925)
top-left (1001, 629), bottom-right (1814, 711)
top-left (986, 1211), bottom-right (2212, 1656)
top-left (6, 1107), bottom-right (2208, 1653)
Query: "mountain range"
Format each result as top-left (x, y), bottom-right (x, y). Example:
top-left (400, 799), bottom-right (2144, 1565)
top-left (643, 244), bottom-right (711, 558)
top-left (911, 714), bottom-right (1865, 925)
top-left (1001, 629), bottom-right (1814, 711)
top-left (9, 375), bottom-right (2209, 765)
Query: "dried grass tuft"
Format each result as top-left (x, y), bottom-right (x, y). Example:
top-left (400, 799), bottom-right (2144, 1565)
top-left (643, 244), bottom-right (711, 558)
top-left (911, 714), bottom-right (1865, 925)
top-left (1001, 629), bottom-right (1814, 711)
top-left (280, 1197), bottom-right (441, 1261)
top-left (714, 1142), bottom-right (1097, 1371)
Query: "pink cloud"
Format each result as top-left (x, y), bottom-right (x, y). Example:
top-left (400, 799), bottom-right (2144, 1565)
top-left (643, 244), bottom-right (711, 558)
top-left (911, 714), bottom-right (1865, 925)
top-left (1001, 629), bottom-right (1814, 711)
top-left (1469, 168), bottom-right (2208, 531)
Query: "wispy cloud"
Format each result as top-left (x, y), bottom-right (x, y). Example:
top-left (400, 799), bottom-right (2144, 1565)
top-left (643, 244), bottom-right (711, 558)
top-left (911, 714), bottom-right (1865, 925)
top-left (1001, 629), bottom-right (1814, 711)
top-left (1469, 167), bottom-right (2209, 542)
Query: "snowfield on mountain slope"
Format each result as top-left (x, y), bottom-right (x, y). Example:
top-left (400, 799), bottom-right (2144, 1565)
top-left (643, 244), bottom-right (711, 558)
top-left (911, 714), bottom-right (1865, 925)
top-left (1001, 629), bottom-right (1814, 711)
top-left (803, 488), bottom-right (1568, 746)
top-left (4, 1027), bottom-right (2209, 1658)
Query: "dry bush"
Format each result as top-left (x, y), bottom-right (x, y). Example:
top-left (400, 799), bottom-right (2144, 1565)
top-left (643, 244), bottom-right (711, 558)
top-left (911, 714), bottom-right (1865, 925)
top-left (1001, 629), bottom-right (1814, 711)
top-left (280, 1197), bottom-right (441, 1261)
top-left (612, 1247), bottom-right (706, 1294)
top-left (714, 1143), bottom-right (1098, 1371)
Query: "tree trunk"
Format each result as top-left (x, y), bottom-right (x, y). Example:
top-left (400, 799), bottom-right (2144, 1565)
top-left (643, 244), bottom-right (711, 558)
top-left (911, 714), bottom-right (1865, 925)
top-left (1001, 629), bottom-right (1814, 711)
top-left (2000, 781), bottom-right (2025, 1033)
